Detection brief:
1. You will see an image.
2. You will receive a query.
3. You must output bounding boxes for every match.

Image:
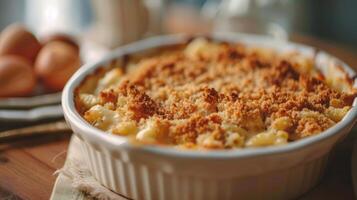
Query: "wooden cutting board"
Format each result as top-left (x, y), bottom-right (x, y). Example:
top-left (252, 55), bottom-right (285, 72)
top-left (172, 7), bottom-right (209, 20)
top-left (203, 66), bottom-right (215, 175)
top-left (0, 133), bottom-right (70, 200)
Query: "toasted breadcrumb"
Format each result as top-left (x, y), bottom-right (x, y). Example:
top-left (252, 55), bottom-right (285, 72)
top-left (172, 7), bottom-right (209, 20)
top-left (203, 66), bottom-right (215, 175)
top-left (77, 38), bottom-right (356, 149)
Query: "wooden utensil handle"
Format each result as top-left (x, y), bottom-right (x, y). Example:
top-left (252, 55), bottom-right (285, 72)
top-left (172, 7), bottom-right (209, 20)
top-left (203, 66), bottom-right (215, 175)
top-left (0, 120), bottom-right (71, 142)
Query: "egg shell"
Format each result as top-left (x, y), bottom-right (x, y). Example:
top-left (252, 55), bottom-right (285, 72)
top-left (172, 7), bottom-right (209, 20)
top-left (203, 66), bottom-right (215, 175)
top-left (0, 24), bottom-right (42, 64)
top-left (41, 33), bottom-right (79, 52)
top-left (0, 55), bottom-right (36, 97)
top-left (35, 41), bottom-right (81, 92)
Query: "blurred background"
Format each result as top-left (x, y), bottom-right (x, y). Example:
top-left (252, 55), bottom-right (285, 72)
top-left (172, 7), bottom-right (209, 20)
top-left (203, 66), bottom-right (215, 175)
top-left (0, 0), bottom-right (356, 50)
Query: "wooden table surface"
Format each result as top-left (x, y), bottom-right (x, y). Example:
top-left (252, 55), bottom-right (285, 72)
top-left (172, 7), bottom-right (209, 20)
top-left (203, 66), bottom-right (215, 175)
top-left (0, 35), bottom-right (357, 200)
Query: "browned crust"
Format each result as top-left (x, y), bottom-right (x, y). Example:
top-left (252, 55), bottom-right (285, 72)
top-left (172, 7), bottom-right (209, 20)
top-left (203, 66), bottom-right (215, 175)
top-left (75, 37), bottom-right (356, 148)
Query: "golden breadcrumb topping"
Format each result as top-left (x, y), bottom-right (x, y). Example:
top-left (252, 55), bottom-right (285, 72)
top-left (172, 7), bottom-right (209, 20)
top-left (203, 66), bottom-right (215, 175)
top-left (76, 38), bottom-right (356, 149)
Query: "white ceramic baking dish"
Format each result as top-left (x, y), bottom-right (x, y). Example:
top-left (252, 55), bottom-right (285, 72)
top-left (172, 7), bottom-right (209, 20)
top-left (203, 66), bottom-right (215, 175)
top-left (62, 33), bottom-right (357, 200)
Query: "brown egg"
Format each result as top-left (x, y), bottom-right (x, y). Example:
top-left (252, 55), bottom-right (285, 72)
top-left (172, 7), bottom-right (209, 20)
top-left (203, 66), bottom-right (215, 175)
top-left (0, 24), bottom-right (42, 63)
top-left (0, 55), bottom-right (36, 97)
top-left (35, 41), bottom-right (81, 92)
top-left (41, 33), bottom-right (79, 52)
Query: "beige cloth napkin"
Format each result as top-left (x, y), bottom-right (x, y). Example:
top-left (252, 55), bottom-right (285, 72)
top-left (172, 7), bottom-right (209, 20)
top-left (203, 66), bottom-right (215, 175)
top-left (50, 135), bottom-right (128, 200)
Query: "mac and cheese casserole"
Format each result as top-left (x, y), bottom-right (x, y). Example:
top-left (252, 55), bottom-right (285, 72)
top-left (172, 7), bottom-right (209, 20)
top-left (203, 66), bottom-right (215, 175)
top-left (75, 38), bottom-right (356, 149)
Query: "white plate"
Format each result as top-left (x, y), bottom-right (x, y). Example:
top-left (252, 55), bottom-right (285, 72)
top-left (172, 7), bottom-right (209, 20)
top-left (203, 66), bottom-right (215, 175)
top-left (0, 104), bottom-right (63, 122)
top-left (0, 92), bottom-right (62, 109)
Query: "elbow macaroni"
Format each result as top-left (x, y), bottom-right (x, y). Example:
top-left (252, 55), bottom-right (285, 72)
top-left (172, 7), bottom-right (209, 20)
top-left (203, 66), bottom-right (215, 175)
top-left (325, 106), bottom-right (350, 122)
top-left (271, 117), bottom-right (292, 131)
top-left (79, 93), bottom-right (99, 110)
top-left (136, 120), bottom-right (161, 143)
top-left (245, 130), bottom-right (288, 147)
top-left (84, 105), bottom-right (120, 131)
top-left (112, 121), bottom-right (138, 136)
